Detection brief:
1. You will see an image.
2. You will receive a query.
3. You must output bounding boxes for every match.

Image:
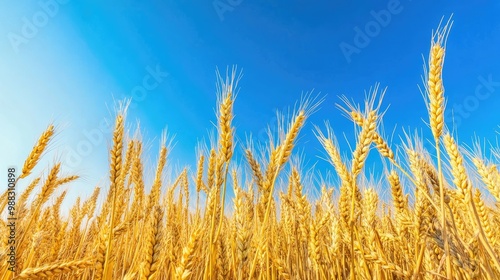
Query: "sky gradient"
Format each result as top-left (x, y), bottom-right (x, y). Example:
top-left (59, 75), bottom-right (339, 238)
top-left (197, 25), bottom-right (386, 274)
top-left (1, 1), bottom-right (500, 204)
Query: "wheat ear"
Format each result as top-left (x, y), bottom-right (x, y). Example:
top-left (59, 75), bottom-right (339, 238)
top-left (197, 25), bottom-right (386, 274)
top-left (14, 259), bottom-right (92, 279)
top-left (20, 124), bottom-right (55, 179)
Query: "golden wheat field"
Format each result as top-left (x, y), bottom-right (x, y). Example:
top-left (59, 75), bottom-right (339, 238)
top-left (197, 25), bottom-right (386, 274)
top-left (2, 20), bottom-right (500, 280)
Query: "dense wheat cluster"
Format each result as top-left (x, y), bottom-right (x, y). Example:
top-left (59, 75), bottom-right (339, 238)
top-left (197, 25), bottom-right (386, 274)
top-left (2, 19), bottom-right (500, 279)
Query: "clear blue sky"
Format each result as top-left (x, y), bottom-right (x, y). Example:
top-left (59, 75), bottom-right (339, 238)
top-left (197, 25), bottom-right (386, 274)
top-left (1, 1), bottom-right (499, 202)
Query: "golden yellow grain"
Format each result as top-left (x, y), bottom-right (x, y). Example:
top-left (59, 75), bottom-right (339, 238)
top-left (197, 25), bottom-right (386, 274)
top-left (141, 206), bottom-right (164, 279)
top-left (216, 68), bottom-right (239, 164)
top-left (362, 188), bottom-right (378, 229)
top-left (351, 110), bottom-right (377, 176)
top-left (428, 43), bottom-right (446, 140)
top-left (37, 163), bottom-right (61, 204)
top-left (426, 19), bottom-right (452, 140)
top-left (277, 110), bottom-right (305, 167)
top-left (388, 171), bottom-right (407, 217)
top-left (14, 259), bottom-right (92, 279)
top-left (443, 133), bottom-right (471, 204)
top-left (314, 125), bottom-right (353, 188)
top-left (55, 175), bottom-right (79, 186)
top-left (82, 186), bottom-right (100, 219)
top-left (20, 124), bottom-right (55, 179)
top-left (474, 190), bottom-right (495, 246)
top-left (92, 232), bottom-right (107, 280)
top-left (473, 157), bottom-right (500, 202)
top-left (350, 110), bottom-right (394, 160)
top-left (176, 227), bottom-right (201, 280)
top-left (207, 148), bottom-right (217, 190)
top-left (149, 145), bottom-right (168, 210)
top-left (233, 186), bottom-right (252, 277)
top-left (196, 154), bottom-right (206, 193)
top-left (245, 149), bottom-right (264, 191)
